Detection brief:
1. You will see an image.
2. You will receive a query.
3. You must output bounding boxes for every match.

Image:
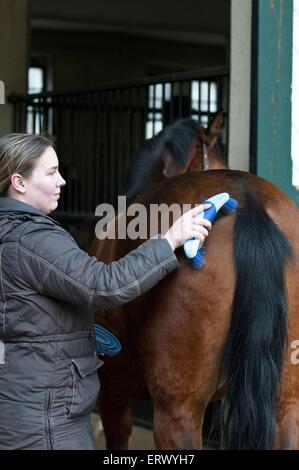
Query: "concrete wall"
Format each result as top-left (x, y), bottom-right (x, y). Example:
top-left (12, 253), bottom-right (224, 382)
top-left (0, 0), bottom-right (30, 134)
top-left (228, 0), bottom-right (252, 171)
top-left (31, 29), bottom-right (228, 92)
top-left (30, 0), bottom-right (230, 35)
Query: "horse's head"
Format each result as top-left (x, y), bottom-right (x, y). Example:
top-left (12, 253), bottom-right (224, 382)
top-left (162, 110), bottom-right (228, 178)
top-left (125, 112), bottom-right (228, 202)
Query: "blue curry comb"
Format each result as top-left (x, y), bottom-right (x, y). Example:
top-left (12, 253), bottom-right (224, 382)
top-left (184, 192), bottom-right (238, 269)
top-left (94, 324), bottom-right (122, 356)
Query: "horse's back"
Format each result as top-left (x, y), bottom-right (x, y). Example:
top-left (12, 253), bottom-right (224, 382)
top-left (94, 169), bottom-right (299, 354)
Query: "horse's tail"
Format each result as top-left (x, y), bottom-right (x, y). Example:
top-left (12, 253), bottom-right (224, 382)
top-left (220, 193), bottom-right (294, 450)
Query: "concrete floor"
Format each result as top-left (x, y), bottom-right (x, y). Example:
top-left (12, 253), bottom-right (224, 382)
top-left (91, 412), bottom-right (155, 450)
top-left (90, 412), bottom-right (217, 450)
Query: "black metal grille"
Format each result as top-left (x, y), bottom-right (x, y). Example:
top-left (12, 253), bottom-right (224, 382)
top-left (11, 68), bottom-right (229, 217)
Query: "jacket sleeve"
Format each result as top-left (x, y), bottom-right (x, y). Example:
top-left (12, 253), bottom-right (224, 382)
top-left (18, 226), bottom-right (179, 309)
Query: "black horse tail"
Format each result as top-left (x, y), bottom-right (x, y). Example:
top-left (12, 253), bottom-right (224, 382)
top-left (220, 194), bottom-right (294, 449)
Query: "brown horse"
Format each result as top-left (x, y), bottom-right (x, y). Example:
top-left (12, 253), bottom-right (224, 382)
top-left (91, 112), bottom-right (228, 447)
top-left (91, 170), bottom-right (299, 450)
top-left (124, 111), bottom-right (228, 201)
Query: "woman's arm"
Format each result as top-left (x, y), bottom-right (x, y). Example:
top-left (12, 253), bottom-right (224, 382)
top-left (18, 205), bottom-right (211, 309)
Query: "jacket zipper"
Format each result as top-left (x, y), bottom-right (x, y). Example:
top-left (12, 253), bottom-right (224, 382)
top-left (46, 389), bottom-right (54, 450)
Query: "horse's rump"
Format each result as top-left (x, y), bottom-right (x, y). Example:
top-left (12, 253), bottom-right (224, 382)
top-left (94, 170), bottom-right (299, 449)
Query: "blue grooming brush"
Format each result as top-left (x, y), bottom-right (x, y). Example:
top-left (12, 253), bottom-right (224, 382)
top-left (184, 192), bottom-right (238, 269)
top-left (94, 324), bottom-right (122, 356)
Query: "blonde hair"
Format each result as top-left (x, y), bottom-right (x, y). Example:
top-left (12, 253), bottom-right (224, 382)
top-left (0, 133), bottom-right (55, 195)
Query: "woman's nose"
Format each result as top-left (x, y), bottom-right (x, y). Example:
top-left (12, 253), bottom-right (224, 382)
top-left (58, 173), bottom-right (66, 187)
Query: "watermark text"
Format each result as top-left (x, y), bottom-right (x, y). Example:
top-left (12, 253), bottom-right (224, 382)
top-left (290, 340), bottom-right (299, 365)
top-left (95, 196), bottom-right (195, 240)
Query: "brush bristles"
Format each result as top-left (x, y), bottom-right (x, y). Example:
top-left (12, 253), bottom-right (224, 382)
top-left (189, 197), bottom-right (237, 269)
top-left (190, 250), bottom-right (205, 269)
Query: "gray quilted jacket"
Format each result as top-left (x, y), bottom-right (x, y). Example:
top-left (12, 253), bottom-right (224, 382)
top-left (0, 197), bottom-right (179, 449)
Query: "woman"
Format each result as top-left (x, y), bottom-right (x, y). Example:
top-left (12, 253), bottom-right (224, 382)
top-left (0, 133), bottom-right (212, 450)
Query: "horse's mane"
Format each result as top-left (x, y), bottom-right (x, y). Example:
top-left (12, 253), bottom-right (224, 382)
top-left (124, 118), bottom-right (198, 201)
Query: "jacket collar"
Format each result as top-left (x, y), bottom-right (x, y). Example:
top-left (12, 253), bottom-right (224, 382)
top-left (0, 197), bottom-right (58, 224)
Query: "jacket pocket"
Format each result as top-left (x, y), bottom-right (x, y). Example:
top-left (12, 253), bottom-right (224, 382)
top-left (64, 355), bottom-right (104, 419)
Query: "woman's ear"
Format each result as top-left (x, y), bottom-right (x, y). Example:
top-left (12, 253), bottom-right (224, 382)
top-left (10, 174), bottom-right (26, 194)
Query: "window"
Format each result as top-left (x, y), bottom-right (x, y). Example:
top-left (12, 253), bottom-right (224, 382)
top-left (146, 80), bottom-right (220, 139)
top-left (191, 80), bottom-right (218, 127)
top-left (27, 66), bottom-right (46, 133)
top-left (28, 67), bottom-right (45, 95)
top-left (146, 83), bottom-right (167, 139)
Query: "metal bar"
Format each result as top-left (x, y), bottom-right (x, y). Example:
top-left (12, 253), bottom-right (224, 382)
top-left (152, 84), bottom-right (156, 135)
top-left (8, 67), bottom-right (229, 102)
top-left (169, 82), bottom-right (174, 123)
top-left (178, 81), bottom-right (183, 118)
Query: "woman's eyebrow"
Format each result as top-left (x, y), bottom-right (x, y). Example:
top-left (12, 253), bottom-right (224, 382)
top-left (48, 165), bottom-right (58, 170)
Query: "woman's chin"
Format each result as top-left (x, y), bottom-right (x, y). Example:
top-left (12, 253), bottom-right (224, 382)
top-left (46, 201), bottom-right (59, 214)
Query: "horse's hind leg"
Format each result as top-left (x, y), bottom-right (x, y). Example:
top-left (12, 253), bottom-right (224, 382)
top-left (97, 391), bottom-right (132, 450)
top-left (152, 400), bottom-right (205, 450)
top-left (275, 254), bottom-right (299, 450)
top-left (276, 401), bottom-right (299, 449)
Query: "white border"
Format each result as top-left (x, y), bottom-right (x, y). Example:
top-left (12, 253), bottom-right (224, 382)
top-left (292, 0), bottom-right (299, 190)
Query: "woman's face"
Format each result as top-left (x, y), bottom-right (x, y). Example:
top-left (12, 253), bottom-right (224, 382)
top-left (22, 146), bottom-right (66, 214)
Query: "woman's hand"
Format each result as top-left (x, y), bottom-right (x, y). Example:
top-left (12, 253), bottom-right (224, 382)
top-left (164, 204), bottom-right (212, 251)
